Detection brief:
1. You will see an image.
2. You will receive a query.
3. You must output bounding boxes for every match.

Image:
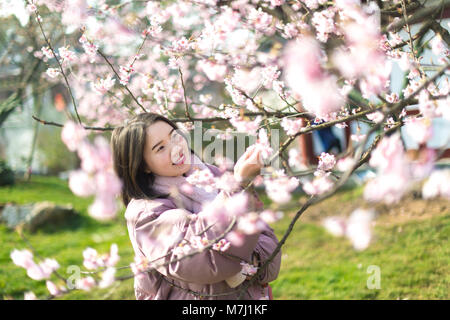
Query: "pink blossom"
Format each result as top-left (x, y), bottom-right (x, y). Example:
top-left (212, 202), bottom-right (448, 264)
top-left (322, 209), bottom-right (376, 251)
top-left (61, 120), bottom-right (87, 152)
top-left (212, 239), bottom-right (231, 252)
top-left (83, 247), bottom-right (100, 270)
top-left (404, 117), bottom-right (432, 145)
top-left (30, 259), bottom-right (58, 280)
top-left (322, 216), bottom-right (347, 237)
top-left (186, 168), bottom-right (216, 193)
top-left (226, 231), bottom-right (245, 247)
top-left (229, 116), bottom-right (262, 135)
top-left (261, 65), bottom-right (280, 87)
top-left (284, 37), bottom-right (323, 85)
top-left (281, 117), bottom-right (303, 136)
top-left (197, 59), bottom-right (227, 82)
top-left (99, 267), bottom-right (116, 288)
top-left (364, 172), bottom-right (409, 204)
top-left (346, 209), bottom-right (376, 251)
top-left (422, 169), bottom-right (450, 199)
top-left (95, 170), bottom-right (122, 196)
top-left (172, 240), bottom-right (193, 257)
top-left (10, 249), bottom-right (34, 269)
top-left (223, 192), bottom-right (249, 217)
top-left (26, 262), bottom-right (51, 280)
top-left (106, 244), bottom-right (120, 267)
top-left (118, 65), bottom-right (134, 86)
top-left (318, 152), bottom-right (336, 171)
top-left (436, 97), bottom-right (450, 120)
top-left (281, 23), bottom-right (299, 39)
top-left (46, 280), bottom-right (65, 297)
top-left (270, 0), bottom-right (285, 6)
top-left (367, 111), bottom-right (384, 123)
top-left (88, 194), bottom-right (118, 221)
top-left (68, 170), bottom-right (95, 197)
top-left (272, 80), bottom-right (286, 97)
top-left (237, 212), bottom-right (265, 235)
top-left (288, 148), bottom-right (307, 170)
top-left (46, 67), bottom-right (60, 78)
top-left (80, 37), bottom-right (98, 63)
top-left (248, 8), bottom-right (274, 34)
top-left (191, 236), bottom-right (210, 251)
top-left (369, 133), bottom-right (405, 173)
top-left (92, 75), bottom-right (115, 95)
top-left (240, 261), bottom-right (258, 276)
top-left (26, 3), bottom-right (37, 13)
top-left (410, 148), bottom-right (436, 180)
top-left (76, 277), bottom-right (96, 291)
top-left (259, 210), bottom-right (284, 224)
top-left (231, 66), bottom-right (262, 93)
top-left (168, 56), bottom-right (183, 70)
top-left (336, 157), bottom-right (356, 172)
top-left (214, 171), bottom-right (241, 193)
top-left (58, 46), bottom-right (77, 63)
top-left (172, 37), bottom-right (190, 53)
top-left (264, 172), bottom-right (299, 203)
top-left (179, 182), bottom-right (194, 195)
top-left (311, 9), bottom-right (336, 43)
top-left (248, 129), bottom-right (273, 165)
top-left (284, 38), bottom-right (344, 119)
top-left (40, 258), bottom-right (60, 274)
top-left (130, 256), bottom-right (150, 278)
top-left (24, 291), bottom-right (38, 300)
top-left (41, 46), bottom-right (54, 59)
top-left (224, 79), bottom-right (247, 105)
top-left (430, 35), bottom-right (446, 56)
top-left (77, 137), bottom-right (113, 174)
top-left (302, 175), bottom-right (334, 196)
top-left (351, 133), bottom-right (367, 143)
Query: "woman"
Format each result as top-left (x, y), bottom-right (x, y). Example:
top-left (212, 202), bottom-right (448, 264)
top-left (111, 113), bottom-right (281, 300)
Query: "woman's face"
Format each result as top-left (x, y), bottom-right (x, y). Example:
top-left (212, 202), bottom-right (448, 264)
top-left (143, 121), bottom-right (191, 177)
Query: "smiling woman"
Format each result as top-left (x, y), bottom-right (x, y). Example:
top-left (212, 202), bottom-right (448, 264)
top-left (110, 113), bottom-right (281, 300)
top-left (143, 121), bottom-right (191, 177)
top-left (111, 113), bottom-right (193, 206)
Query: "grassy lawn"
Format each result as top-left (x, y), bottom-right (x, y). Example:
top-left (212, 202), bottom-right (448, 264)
top-left (0, 175), bottom-right (449, 300)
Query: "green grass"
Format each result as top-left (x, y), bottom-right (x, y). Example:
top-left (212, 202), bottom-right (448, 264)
top-left (0, 176), bottom-right (135, 300)
top-left (1, 176), bottom-right (449, 299)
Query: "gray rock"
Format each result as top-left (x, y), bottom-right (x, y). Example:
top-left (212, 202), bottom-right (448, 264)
top-left (0, 202), bottom-right (77, 232)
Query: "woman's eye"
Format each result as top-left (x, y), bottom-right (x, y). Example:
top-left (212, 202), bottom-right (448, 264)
top-left (158, 146), bottom-right (164, 152)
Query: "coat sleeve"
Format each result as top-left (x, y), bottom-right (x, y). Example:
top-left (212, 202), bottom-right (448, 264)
top-left (134, 191), bottom-right (261, 285)
top-left (252, 223), bottom-right (282, 284)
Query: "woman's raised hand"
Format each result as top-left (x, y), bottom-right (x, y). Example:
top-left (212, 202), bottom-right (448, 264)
top-left (234, 145), bottom-right (263, 187)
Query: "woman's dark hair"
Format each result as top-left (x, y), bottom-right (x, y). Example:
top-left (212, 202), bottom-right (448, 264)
top-left (111, 113), bottom-right (195, 206)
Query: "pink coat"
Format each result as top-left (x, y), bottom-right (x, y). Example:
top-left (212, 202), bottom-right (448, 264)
top-left (125, 163), bottom-right (282, 300)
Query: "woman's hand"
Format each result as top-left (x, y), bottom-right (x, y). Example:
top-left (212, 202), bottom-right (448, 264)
top-left (234, 145), bottom-right (263, 188)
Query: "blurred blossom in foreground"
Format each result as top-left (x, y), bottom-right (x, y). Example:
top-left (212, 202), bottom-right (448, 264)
top-left (322, 209), bottom-right (376, 251)
top-left (422, 169), bottom-right (450, 200)
top-left (62, 121), bottom-right (122, 221)
top-left (364, 133), bottom-right (410, 204)
top-left (10, 249), bottom-right (60, 281)
top-left (283, 37), bottom-right (344, 120)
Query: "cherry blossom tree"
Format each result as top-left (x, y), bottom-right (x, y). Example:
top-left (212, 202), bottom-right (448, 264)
top-left (2, 0), bottom-right (449, 299)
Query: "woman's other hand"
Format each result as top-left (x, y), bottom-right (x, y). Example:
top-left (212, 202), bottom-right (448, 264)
top-left (234, 145), bottom-right (263, 187)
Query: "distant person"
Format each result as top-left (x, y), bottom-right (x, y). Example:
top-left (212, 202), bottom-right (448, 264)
top-left (316, 126), bottom-right (342, 154)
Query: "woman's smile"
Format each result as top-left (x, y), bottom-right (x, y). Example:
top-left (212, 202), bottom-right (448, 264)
top-left (172, 152), bottom-right (185, 166)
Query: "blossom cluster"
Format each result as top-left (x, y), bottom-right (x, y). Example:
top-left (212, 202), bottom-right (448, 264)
top-left (61, 121), bottom-right (122, 220)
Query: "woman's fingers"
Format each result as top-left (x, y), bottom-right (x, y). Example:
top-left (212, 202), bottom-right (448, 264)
top-left (248, 147), bottom-right (262, 165)
top-left (244, 145), bottom-right (257, 160)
